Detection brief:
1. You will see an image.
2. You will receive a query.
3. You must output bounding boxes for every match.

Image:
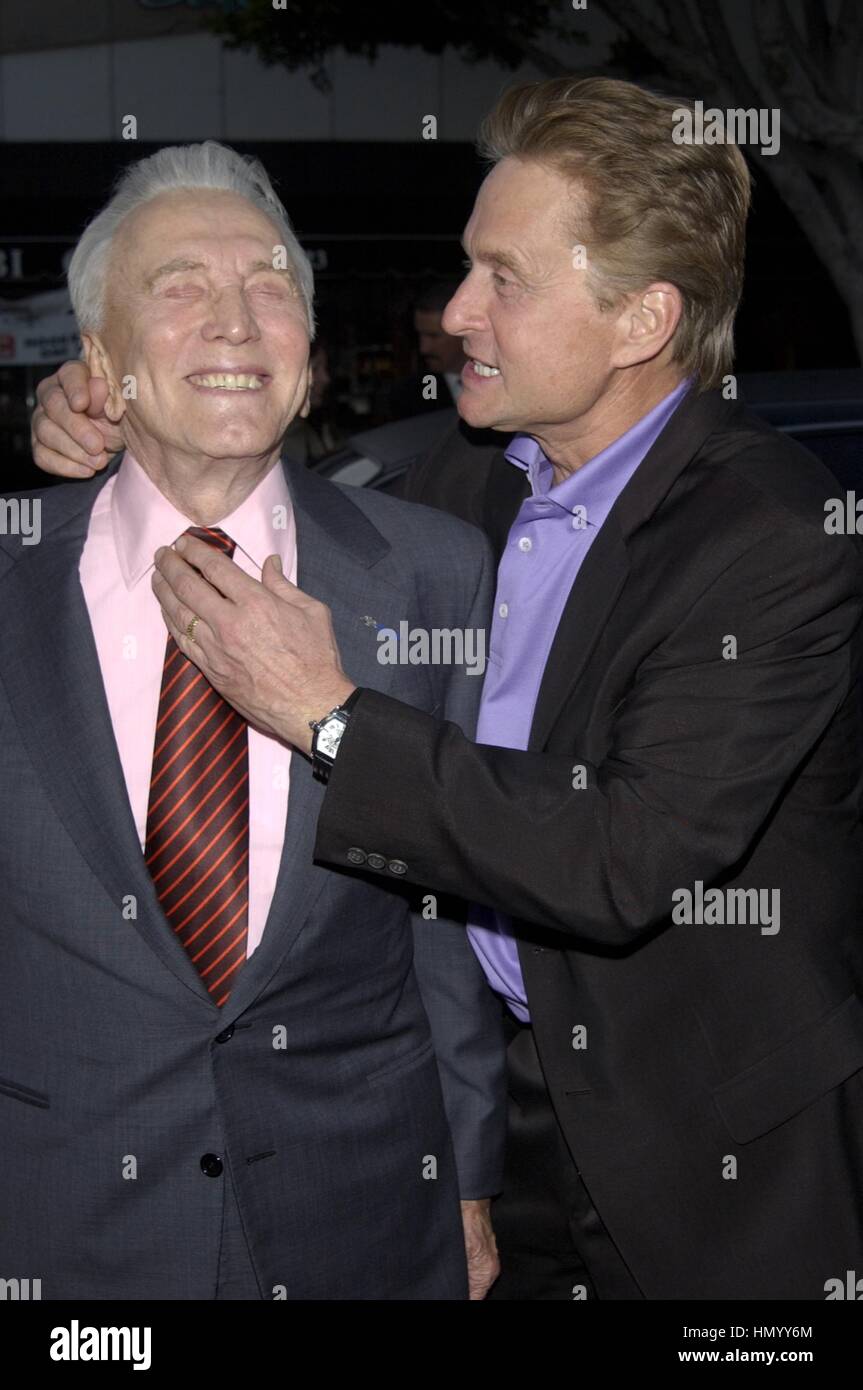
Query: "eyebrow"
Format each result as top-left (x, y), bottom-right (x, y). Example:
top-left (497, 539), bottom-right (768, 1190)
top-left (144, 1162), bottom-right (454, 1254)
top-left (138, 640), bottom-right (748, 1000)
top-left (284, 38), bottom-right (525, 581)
top-left (460, 236), bottom-right (528, 278)
top-left (145, 257), bottom-right (297, 290)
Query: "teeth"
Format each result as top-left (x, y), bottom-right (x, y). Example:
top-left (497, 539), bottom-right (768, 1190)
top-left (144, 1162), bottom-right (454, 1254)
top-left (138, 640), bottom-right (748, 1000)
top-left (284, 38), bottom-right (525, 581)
top-left (472, 360), bottom-right (500, 377)
top-left (188, 373), bottom-right (265, 390)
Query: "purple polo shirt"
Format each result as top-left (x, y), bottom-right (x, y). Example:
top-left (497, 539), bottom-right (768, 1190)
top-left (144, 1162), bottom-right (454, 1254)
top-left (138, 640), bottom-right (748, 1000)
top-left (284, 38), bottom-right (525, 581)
top-left (466, 378), bottom-right (693, 1021)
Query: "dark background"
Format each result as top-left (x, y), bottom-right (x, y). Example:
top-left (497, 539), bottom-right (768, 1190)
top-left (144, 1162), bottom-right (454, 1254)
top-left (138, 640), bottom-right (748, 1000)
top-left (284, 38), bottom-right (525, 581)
top-left (2, 0), bottom-right (861, 487)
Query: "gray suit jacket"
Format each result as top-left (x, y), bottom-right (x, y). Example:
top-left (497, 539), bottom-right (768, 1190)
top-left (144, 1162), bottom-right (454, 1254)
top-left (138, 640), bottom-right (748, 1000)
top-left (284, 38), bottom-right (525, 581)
top-left (0, 454), bottom-right (504, 1300)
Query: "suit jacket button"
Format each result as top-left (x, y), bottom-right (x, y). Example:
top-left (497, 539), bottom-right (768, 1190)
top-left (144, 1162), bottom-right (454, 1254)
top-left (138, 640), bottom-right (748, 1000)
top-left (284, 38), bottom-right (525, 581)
top-left (347, 847), bottom-right (367, 865)
top-left (387, 859), bottom-right (408, 875)
top-left (215, 1024), bottom-right (234, 1043)
top-left (200, 1153), bottom-right (223, 1177)
top-left (367, 852), bottom-right (387, 870)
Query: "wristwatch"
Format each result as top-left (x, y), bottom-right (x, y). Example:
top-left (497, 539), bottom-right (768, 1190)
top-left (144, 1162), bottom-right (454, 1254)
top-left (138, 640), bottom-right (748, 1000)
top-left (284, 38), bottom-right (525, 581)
top-left (309, 688), bottom-right (364, 783)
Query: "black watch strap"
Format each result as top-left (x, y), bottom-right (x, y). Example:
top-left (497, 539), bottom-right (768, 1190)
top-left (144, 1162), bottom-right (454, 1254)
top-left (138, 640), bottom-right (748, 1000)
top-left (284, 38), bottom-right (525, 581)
top-left (310, 688), bottom-right (365, 784)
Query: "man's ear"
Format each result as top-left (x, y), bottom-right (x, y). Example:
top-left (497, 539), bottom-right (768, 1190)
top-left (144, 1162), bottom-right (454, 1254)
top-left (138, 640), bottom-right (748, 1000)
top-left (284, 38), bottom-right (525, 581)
top-left (81, 332), bottom-right (127, 423)
top-left (611, 283), bottom-right (683, 370)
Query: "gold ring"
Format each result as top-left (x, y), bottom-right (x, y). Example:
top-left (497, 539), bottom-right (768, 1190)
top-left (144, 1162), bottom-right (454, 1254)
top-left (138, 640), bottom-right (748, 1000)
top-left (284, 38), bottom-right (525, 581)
top-left (185, 615), bottom-right (199, 642)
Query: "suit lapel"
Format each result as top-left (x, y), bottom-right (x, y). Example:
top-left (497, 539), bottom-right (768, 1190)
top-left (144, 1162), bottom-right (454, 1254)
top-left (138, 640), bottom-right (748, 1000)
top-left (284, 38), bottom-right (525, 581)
top-left (482, 449), bottom-right (530, 562)
top-left (528, 516), bottom-right (630, 752)
top-left (221, 459), bottom-right (406, 1017)
top-left (0, 468), bottom-right (216, 1009)
top-left (529, 388), bottom-right (741, 750)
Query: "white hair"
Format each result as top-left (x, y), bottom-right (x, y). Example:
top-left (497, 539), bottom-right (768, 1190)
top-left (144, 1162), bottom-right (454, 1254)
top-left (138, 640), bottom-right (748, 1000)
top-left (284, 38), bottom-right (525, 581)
top-left (67, 140), bottom-right (315, 336)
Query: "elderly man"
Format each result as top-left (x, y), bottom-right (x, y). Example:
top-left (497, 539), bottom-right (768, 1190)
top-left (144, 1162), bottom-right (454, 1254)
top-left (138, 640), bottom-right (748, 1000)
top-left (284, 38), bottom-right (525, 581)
top-left (4, 140), bottom-right (506, 1300)
top-left (33, 77), bottom-right (863, 1302)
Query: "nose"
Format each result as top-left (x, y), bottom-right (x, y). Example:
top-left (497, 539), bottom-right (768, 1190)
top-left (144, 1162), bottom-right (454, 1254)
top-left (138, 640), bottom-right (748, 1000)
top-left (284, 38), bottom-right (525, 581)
top-left (202, 283), bottom-right (260, 344)
top-left (441, 276), bottom-right (484, 338)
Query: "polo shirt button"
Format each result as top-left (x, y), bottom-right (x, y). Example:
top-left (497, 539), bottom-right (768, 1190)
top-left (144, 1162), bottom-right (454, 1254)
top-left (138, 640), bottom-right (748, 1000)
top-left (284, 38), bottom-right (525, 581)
top-left (367, 853), bottom-right (387, 870)
top-left (347, 847), bottom-right (367, 865)
top-left (498, 602), bottom-right (509, 618)
top-left (388, 860), bottom-right (408, 875)
top-left (517, 537), bottom-right (532, 552)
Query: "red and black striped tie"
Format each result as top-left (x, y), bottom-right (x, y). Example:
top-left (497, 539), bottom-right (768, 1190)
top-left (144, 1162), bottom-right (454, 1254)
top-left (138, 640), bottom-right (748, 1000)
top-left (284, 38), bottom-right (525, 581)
top-left (145, 526), bottom-right (249, 1008)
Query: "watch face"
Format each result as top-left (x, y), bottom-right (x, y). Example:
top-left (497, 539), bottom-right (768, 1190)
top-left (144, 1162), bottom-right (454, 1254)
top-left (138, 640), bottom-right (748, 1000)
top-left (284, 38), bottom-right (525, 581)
top-left (317, 714), bottom-right (346, 761)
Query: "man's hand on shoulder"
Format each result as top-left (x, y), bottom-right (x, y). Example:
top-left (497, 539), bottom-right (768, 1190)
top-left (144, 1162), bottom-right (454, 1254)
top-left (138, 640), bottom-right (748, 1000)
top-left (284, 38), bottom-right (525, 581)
top-left (31, 359), bottom-right (124, 478)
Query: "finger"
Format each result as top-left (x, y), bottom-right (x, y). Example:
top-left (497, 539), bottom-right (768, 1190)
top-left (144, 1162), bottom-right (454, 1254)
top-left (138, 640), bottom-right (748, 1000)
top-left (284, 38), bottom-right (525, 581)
top-left (260, 552), bottom-right (291, 594)
top-left (173, 533), bottom-right (254, 603)
top-left (259, 559), bottom-right (312, 605)
top-left (152, 570), bottom-right (210, 651)
top-left (159, 597), bottom-right (214, 663)
top-left (35, 371), bottom-right (63, 410)
top-left (33, 413), bottom-right (108, 468)
top-left (85, 376), bottom-right (111, 419)
top-left (57, 359), bottom-right (96, 411)
top-left (31, 443), bottom-right (100, 479)
top-left (153, 547), bottom-right (231, 631)
top-left (39, 386), bottom-right (109, 458)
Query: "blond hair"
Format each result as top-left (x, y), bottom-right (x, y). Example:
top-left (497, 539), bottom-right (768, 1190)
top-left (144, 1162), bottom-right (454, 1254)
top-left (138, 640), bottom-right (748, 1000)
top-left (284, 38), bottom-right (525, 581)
top-left (478, 77), bottom-right (752, 389)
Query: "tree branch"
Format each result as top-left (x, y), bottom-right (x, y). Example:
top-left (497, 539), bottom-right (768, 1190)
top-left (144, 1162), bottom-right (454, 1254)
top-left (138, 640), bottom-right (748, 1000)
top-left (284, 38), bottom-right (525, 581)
top-left (833, 0), bottom-right (863, 104)
top-left (752, 0), bottom-right (863, 156)
top-left (777, 0), bottom-right (833, 104)
top-left (593, 0), bottom-right (716, 91)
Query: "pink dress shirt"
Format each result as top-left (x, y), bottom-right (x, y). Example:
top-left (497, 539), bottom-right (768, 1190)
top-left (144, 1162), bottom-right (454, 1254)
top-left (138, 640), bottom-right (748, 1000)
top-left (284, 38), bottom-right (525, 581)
top-left (79, 451), bottom-right (298, 957)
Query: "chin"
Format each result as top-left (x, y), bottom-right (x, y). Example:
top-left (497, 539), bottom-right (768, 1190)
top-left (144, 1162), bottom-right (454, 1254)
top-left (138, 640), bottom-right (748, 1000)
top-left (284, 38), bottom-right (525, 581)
top-left (457, 397), bottom-right (501, 431)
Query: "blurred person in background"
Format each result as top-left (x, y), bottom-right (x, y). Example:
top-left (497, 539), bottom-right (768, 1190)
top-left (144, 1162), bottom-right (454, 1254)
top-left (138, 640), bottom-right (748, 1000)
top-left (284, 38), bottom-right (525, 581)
top-left (282, 336), bottom-right (346, 465)
top-left (384, 279), bottom-right (465, 421)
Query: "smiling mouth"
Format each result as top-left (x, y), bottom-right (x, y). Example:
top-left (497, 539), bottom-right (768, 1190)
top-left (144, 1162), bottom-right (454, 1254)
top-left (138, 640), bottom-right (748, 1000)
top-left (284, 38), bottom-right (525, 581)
top-left (467, 359), bottom-right (501, 378)
top-left (187, 372), bottom-right (268, 391)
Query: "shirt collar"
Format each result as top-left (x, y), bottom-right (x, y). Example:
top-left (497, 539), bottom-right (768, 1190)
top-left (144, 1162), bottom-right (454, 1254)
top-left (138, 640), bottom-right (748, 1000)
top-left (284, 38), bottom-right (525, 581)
top-left (111, 449), bottom-right (295, 590)
top-left (505, 376), bottom-right (693, 527)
